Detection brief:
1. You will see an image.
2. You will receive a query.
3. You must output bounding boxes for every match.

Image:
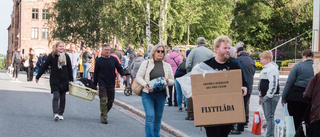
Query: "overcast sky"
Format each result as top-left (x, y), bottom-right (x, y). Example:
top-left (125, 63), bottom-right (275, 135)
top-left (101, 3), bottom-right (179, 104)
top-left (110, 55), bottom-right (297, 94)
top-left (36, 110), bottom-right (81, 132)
top-left (0, 1), bottom-right (13, 55)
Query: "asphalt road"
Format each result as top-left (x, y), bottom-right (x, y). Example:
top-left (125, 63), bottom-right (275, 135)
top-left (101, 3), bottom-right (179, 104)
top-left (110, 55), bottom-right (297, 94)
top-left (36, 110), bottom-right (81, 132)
top-left (0, 71), bottom-right (172, 137)
top-left (1, 70), bottom-right (284, 137)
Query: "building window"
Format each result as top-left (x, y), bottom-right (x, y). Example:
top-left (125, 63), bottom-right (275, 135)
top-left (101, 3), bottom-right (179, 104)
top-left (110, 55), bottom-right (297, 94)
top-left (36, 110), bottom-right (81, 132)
top-left (42, 9), bottom-right (49, 20)
top-left (12, 34), bottom-right (14, 44)
top-left (32, 8), bottom-right (39, 19)
top-left (42, 28), bottom-right (49, 39)
top-left (32, 28), bottom-right (38, 39)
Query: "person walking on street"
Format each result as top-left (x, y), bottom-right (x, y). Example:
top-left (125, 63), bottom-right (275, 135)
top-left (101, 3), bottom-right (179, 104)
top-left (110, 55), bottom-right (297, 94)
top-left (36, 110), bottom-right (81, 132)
top-left (175, 50), bottom-right (191, 111)
top-left (130, 49), bottom-right (145, 79)
top-left (67, 43), bottom-right (80, 82)
top-left (24, 48), bottom-right (37, 81)
top-left (114, 44), bottom-right (123, 61)
top-left (281, 49), bottom-right (314, 136)
top-left (93, 44), bottom-right (126, 124)
top-left (165, 46), bottom-right (183, 106)
top-left (259, 51), bottom-right (280, 137)
top-left (135, 44), bottom-right (174, 137)
top-left (125, 44), bottom-right (137, 86)
top-left (35, 41), bottom-right (73, 121)
top-left (230, 47), bottom-right (256, 135)
top-left (185, 37), bottom-right (214, 120)
top-left (203, 35), bottom-right (248, 137)
top-left (304, 72), bottom-right (320, 137)
top-left (82, 47), bottom-right (92, 79)
top-left (11, 47), bottom-right (22, 81)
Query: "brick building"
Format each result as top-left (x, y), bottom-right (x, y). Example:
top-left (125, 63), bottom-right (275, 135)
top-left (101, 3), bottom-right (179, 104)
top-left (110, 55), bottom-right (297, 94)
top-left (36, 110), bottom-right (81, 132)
top-left (7, 0), bottom-right (56, 66)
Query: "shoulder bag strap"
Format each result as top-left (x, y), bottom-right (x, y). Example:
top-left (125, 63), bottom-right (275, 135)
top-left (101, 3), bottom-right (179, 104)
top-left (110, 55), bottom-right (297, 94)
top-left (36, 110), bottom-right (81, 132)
top-left (172, 58), bottom-right (178, 66)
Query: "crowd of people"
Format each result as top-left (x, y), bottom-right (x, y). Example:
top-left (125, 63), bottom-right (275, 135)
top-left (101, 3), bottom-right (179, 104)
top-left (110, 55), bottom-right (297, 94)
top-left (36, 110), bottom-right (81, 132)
top-left (9, 35), bottom-right (320, 137)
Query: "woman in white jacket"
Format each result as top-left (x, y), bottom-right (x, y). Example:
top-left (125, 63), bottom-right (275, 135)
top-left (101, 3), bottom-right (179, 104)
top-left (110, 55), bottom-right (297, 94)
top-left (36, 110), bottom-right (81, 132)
top-left (135, 44), bottom-right (174, 137)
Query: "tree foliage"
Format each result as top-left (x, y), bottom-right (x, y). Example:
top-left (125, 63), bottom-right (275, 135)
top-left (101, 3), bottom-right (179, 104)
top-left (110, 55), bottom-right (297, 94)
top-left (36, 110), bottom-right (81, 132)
top-left (49, 0), bottom-right (313, 51)
top-left (231, 0), bottom-right (313, 51)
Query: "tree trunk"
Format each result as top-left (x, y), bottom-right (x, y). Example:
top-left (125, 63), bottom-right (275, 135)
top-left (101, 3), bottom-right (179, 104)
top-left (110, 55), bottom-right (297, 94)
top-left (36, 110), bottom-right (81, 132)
top-left (146, 1), bottom-right (151, 46)
top-left (187, 24), bottom-right (190, 45)
top-left (159, 0), bottom-right (168, 45)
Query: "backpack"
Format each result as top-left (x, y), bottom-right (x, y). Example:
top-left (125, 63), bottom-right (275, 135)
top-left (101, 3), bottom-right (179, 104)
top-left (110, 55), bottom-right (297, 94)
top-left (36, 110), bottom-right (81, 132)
top-left (177, 58), bottom-right (186, 73)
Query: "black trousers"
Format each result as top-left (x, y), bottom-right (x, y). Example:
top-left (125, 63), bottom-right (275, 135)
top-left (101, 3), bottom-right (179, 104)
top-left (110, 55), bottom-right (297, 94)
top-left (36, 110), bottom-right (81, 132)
top-left (205, 125), bottom-right (232, 137)
top-left (187, 97), bottom-right (193, 116)
top-left (52, 91), bottom-right (66, 115)
top-left (27, 67), bottom-right (34, 81)
top-left (287, 100), bottom-right (310, 136)
top-left (310, 120), bottom-right (320, 137)
top-left (236, 94), bottom-right (250, 131)
top-left (168, 85), bottom-right (177, 105)
top-left (13, 63), bottom-right (20, 78)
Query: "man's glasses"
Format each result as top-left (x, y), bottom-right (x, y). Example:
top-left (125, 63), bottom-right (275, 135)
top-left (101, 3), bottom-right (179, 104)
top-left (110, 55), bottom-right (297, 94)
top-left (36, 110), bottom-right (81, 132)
top-left (156, 50), bottom-right (165, 53)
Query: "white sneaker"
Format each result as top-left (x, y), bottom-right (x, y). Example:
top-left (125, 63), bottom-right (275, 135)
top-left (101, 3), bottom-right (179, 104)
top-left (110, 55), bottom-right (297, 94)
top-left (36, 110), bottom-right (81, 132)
top-left (12, 78), bottom-right (15, 81)
top-left (15, 78), bottom-right (18, 81)
top-left (54, 114), bottom-right (59, 121)
top-left (58, 115), bottom-right (64, 120)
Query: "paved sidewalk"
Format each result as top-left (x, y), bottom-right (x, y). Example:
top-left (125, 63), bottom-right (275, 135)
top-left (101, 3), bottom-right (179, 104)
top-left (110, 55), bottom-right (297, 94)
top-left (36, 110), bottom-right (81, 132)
top-left (114, 88), bottom-right (283, 137)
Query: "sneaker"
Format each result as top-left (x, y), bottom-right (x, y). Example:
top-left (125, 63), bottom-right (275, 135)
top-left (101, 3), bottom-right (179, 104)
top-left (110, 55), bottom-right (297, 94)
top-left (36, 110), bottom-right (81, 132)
top-left (244, 124), bottom-right (248, 128)
top-left (58, 115), bottom-right (64, 120)
top-left (54, 114), bottom-right (59, 121)
top-left (178, 107), bottom-right (183, 112)
top-left (12, 78), bottom-right (15, 81)
top-left (168, 103), bottom-right (173, 106)
top-left (174, 103), bottom-right (178, 107)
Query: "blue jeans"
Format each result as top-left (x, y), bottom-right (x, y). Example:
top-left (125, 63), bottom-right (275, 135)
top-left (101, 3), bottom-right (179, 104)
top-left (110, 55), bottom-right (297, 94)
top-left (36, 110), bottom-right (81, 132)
top-left (175, 80), bottom-right (183, 107)
top-left (83, 63), bottom-right (90, 79)
top-left (142, 91), bottom-right (166, 137)
top-left (72, 67), bottom-right (78, 82)
top-left (174, 80), bottom-right (187, 108)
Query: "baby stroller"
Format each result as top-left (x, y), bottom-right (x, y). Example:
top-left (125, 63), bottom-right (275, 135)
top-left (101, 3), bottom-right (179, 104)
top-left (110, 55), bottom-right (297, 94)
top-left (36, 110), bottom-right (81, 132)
top-left (123, 73), bottom-right (133, 96)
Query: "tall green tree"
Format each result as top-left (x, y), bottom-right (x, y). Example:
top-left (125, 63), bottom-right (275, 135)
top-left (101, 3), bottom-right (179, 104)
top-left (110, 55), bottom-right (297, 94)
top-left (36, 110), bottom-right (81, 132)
top-left (49, 0), bottom-right (106, 48)
top-left (231, 0), bottom-right (313, 51)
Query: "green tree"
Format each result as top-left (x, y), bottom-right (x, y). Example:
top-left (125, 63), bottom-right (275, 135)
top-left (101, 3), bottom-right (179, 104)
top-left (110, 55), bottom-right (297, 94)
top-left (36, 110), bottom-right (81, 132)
top-left (231, 0), bottom-right (313, 51)
top-left (49, 0), bottom-right (107, 48)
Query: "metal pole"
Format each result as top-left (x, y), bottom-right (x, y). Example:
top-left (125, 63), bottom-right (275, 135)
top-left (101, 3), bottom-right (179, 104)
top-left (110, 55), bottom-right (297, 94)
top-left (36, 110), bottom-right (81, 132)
top-left (275, 48), bottom-right (277, 62)
top-left (295, 38), bottom-right (297, 62)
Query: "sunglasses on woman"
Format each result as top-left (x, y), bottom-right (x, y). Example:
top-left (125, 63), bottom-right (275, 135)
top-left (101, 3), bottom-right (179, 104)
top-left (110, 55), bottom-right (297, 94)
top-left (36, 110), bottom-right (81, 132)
top-left (156, 50), bottom-right (165, 53)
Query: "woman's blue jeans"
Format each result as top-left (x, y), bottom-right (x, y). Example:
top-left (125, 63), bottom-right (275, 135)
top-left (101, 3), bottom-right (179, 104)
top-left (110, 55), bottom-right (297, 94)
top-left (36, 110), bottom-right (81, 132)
top-left (175, 80), bottom-right (187, 107)
top-left (142, 91), bottom-right (166, 137)
top-left (82, 63), bottom-right (90, 79)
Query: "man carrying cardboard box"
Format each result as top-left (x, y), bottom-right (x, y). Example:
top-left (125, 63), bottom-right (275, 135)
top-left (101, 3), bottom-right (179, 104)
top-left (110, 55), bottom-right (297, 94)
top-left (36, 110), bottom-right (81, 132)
top-left (201, 35), bottom-right (248, 137)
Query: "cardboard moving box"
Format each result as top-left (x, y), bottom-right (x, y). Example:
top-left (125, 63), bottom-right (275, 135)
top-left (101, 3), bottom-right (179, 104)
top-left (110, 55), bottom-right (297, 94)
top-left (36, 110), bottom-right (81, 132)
top-left (191, 69), bottom-right (245, 127)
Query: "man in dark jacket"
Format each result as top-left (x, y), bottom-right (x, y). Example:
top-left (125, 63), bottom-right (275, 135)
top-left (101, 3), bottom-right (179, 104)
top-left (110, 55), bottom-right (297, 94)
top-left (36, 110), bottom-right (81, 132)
top-left (230, 47), bottom-right (255, 134)
top-left (94, 44), bottom-right (126, 124)
top-left (203, 35), bottom-right (248, 137)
